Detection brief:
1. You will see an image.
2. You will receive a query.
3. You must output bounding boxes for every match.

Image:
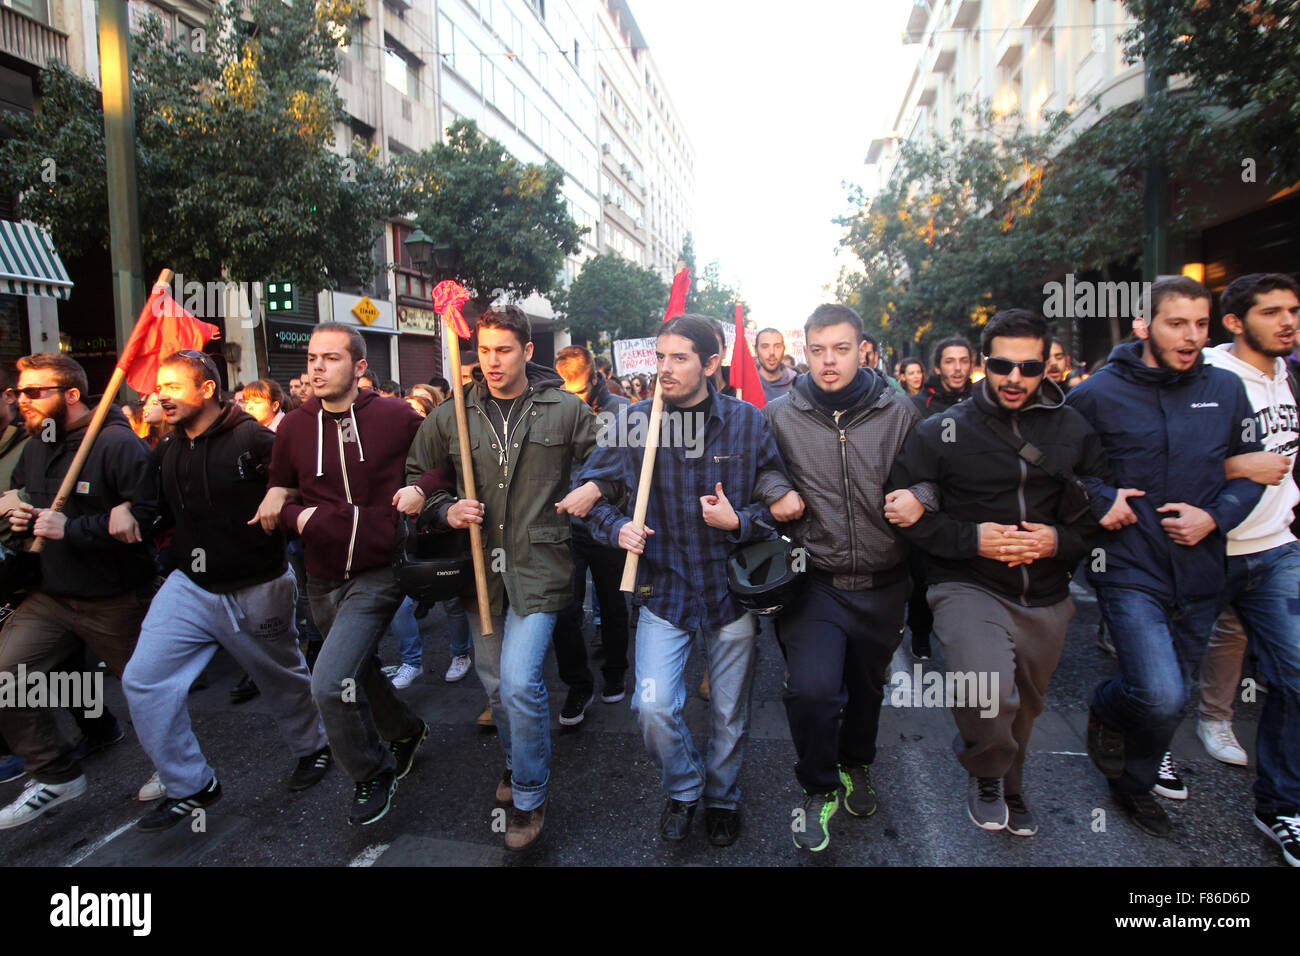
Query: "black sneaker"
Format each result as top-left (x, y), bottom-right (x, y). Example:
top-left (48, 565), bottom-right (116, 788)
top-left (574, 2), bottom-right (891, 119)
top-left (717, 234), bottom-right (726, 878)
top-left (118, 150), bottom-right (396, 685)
top-left (838, 764), bottom-right (878, 817)
top-left (660, 797), bottom-right (697, 841)
top-left (136, 777), bottom-right (221, 833)
top-left (1086, 706), bottom-right (1125, 779)
top-left (1152, 751), bottom-right (1188, 800)
top-left (349, 770), bottom-right (396, 826)
top-left (288, 746), bottom-right (332, 791)
top-left (558, 686), bottom-right (594, 726)
top-left (911, 633), bottom-right (931, 661)
top-left (71, 720), bottom-right (126, 761)
top-left (230, 673), bottom-right (260, 704)
top-left (705, 806), bottom-right (741, 847)
top-left (601, 679), bottom-right (626, 704)
top-left (1254, 810), bottom-right (1300, 867)
top-left (390, 722), bottom-right (428, 781)
top-left (1110, 784), bottom-right (1171, 837)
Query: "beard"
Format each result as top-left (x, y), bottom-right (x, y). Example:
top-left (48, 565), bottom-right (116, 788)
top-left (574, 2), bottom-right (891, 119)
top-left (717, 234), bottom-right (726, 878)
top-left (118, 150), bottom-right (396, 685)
top-left (166, 399), bottom-right (206, 433)
top-left (23, 395), bottom-right (66, 438)
top-left (1149, 338), bottom-right (1196, 371)
top-left (1241, 320), bottom-right (1292, 359)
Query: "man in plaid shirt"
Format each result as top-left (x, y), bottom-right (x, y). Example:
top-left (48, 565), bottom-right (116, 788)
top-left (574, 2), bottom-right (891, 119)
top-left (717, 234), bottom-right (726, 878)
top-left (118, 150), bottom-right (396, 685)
top-left (581, 314), bottom-right (796, 847)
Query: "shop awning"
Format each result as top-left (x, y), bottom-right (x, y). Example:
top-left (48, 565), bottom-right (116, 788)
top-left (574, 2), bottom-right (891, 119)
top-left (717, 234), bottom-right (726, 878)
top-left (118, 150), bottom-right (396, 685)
top-left (0, 220), bottom-right (72, 300)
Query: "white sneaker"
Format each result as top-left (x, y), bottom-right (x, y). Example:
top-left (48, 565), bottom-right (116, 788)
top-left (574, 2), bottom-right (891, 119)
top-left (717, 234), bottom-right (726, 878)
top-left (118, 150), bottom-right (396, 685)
top-left (444, 654), bottom-right (472, 683)
top-left (0, 775), bottom-right (87, 829)
top-left (137, 771), bottom-right (166, 802)
top-left (391, 663), bottom-right (421, 689)
top-left (1197, 718), bottom-right (1248, 766)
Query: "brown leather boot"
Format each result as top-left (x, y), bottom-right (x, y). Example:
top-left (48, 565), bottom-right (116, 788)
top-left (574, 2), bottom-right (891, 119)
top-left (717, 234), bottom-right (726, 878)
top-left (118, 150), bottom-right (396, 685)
top-left (495, 769), bottom-right (512, 803)
top-left (476, 703), bottom-right (495, 729)
top-left (505, 801), bottom-right (546, 851)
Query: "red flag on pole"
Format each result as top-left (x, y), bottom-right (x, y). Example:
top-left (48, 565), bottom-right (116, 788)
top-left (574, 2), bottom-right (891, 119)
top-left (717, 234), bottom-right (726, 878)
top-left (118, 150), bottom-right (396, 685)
top-left (432, 279), bottom-right (474, 339)
top-left (663, 267), bottom-right (690, 321)
top-left (729, 303), bottom-right (766, 408)
top-left (118, 282), bottom-right (221, 395)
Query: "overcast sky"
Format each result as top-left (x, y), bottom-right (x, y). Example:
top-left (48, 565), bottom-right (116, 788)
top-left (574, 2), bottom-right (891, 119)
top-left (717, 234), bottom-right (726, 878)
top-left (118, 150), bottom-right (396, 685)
top-left (633, 0), bottom-right (921, 328)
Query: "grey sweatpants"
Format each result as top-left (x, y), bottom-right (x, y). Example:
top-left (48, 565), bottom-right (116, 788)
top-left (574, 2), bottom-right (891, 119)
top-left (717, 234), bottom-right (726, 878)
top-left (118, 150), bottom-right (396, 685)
top-left (928, 581), bottom-right (1074, 795)
top-left (124, 568), bottom-right (326, 797)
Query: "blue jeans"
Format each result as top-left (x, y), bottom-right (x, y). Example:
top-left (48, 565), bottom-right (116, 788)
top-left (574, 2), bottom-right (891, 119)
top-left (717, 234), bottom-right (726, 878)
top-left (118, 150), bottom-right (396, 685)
top-left (485, 608), bottom-right (558, 812)
top-left (1092, 586), bottom-right (1221, 794)
top-left (633, 607), bottom-right (758, 809)
top-left (1221, 542), bottom-right (1300, 814)
top-left (389, 597), bottom-right (472, 667)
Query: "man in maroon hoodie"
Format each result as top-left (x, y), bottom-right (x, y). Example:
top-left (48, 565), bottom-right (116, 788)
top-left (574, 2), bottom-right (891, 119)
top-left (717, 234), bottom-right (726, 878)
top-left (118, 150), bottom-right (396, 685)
top-left (252, 322), bottom-right (428, 826)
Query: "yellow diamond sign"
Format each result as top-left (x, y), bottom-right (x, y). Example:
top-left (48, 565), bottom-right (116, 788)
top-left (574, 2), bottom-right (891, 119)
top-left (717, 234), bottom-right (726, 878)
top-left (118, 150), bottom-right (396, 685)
top-left (352, 296), bottom-right (379, 326)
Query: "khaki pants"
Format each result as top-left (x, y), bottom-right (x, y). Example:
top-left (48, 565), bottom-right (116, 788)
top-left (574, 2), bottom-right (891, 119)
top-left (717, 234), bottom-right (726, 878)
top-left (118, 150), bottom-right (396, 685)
top-left (1199, 605), bottom-right (1247, 723)
top-left (0, 589), bottom-right (151, 783)
top-left (929, 581), bottom-right (1074, 795)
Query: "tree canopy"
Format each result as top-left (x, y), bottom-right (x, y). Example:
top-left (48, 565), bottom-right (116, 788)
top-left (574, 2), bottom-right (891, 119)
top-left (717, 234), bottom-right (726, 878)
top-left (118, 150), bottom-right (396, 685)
top-left (400, 118), bottom-right (587, 309)
top-left (0, 0), bottom-right (402, 289)
top-left (551, 253), bottom-right (668, 345)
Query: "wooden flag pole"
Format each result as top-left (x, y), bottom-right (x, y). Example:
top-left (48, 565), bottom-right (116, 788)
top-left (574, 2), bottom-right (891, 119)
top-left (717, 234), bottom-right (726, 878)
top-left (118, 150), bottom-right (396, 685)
top-left (447, 342), bottom-right (494, 636)
top-left (619, 259), bottom-right (689, 594)
top-left (619, 375), bottom-right (665, 592)
top-left (31, 268), bottom-right (173, 554)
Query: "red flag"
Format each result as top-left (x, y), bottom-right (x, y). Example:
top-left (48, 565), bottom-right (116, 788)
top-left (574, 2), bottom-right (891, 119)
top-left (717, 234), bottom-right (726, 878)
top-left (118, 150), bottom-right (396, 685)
top-left (729, 303), bottom-right (766, 409)
top-left (663, 267), bottom-right (690, 321)
top-left (118, 283), bottom-right (221, 395)
top-left (432, 279), bottom-right (473, 339)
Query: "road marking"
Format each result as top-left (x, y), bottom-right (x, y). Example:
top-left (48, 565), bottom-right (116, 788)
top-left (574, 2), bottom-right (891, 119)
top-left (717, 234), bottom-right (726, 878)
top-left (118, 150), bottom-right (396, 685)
top-left (348, 843), bottom-right (390, 867)
top-left (1041, 750), bottom-right (1087, 756)
top-left (65, 820), bottom-right (135, 868)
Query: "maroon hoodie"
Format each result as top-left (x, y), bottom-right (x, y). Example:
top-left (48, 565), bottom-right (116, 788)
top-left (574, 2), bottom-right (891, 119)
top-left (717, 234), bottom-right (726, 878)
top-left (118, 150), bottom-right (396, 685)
top-left (269, 389), bottom-right (423, 580)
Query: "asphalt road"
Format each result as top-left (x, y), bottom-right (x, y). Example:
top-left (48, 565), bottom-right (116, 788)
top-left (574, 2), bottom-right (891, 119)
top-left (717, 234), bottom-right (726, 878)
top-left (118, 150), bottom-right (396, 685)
top-left (0, 580), bottom-right (1284, 868)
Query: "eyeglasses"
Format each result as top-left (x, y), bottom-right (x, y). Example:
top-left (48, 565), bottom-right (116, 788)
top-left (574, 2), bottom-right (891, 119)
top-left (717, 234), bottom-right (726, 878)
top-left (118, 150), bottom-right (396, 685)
top-left (984, 357), bottom-right (1047, 377)
top-left (15, 385), bottom-right (69, 400)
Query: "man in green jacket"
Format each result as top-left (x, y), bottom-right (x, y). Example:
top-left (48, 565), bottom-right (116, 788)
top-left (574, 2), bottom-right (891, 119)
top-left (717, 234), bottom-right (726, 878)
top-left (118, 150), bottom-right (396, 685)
top-left (402, 306), bottom-right (616, 851)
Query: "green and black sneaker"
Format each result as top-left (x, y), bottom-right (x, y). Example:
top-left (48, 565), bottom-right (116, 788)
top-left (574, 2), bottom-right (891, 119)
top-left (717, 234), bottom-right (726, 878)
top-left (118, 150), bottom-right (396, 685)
top-left (793, 790), bottom-right (839, 852)
top-left (839, 764), bottom-right (878, 817)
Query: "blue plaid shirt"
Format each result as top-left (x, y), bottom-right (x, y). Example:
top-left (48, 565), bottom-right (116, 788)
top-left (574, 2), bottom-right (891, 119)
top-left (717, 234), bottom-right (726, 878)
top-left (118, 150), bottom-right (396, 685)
top-left (579, 384), bottom-right (790, 632)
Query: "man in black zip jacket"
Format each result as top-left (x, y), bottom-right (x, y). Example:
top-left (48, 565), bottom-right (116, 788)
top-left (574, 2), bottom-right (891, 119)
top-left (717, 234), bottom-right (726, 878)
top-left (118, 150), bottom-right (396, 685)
top-left (905, 336), bottom-right (975, 660)
top-left (551, 346), bottom-right (631, 722)
top-left (119, 351), bottom-right (330, 832)
top-left (888, 310), bottom-right (1112, 837)
top-left (0, 353), bottom-right (158, 829)
top-left (758, 304), bottom-right (934, 853)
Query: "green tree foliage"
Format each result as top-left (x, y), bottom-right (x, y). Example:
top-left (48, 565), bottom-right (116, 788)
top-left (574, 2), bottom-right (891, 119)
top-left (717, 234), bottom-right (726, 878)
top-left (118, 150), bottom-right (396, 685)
top-left (401, 119), bottom-right (586, 309)
top-left (686, 260), bottom-right (747, 323)
top-left (1121, 0), bottom-right (1300, 182)
top-left (838, 96), bottom-right (1230, 346)
top-left (552, 253), bottom-right (667, 345)
top-left (0, 0), bottom-right (403, 290)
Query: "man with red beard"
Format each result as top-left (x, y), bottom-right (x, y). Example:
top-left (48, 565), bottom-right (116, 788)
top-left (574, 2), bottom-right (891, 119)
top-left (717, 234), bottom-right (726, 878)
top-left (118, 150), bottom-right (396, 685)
top-left (0, 353), bottom-right (159, 829)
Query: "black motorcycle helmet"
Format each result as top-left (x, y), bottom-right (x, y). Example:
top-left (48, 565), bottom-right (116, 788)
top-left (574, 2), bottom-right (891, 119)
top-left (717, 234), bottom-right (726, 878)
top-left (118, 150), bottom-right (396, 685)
top-left (392, 515), bottom-right (472, 613)
top-left (726, 529), bottom-right (805, 616)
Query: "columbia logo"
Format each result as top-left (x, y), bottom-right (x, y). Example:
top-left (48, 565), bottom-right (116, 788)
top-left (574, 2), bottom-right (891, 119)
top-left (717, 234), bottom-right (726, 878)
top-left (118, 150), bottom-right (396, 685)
top-left (1190, 402), bottom-right (1220, 408)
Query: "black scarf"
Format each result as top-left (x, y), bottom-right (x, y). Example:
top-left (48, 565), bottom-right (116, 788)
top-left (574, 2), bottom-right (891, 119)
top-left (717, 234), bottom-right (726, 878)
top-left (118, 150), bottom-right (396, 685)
top-left (808, 368), bottom-right (871, 412)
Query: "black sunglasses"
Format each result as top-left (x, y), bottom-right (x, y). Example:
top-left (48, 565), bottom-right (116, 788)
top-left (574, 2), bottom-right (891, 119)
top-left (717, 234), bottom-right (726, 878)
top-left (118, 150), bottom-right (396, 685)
top-left (15, 385), bottom-right (70, 400)
top-left (175, 349), bottom-right (222, 383)
top-left (984, 357), bottom-right (1046, 377)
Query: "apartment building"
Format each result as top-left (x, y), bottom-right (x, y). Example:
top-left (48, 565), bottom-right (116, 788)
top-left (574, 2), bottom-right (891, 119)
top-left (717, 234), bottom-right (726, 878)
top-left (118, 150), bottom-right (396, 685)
top-left (867, 0), bottom-right (1300, 364)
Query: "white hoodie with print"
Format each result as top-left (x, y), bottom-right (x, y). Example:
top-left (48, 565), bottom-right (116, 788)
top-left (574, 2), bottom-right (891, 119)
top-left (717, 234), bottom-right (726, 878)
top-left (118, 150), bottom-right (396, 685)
top-left (1203, 343), bottom-right (1299, 555)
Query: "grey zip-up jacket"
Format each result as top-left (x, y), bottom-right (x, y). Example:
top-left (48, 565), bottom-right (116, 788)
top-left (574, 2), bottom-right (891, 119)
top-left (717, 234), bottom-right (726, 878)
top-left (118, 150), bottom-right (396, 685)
top-left (757, 368), bottom-right (934, 590)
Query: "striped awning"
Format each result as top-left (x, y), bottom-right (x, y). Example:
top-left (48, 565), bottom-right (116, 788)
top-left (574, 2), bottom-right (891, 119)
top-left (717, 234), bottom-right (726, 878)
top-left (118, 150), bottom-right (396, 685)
top-left (0, 220), bottom-right (72, 300)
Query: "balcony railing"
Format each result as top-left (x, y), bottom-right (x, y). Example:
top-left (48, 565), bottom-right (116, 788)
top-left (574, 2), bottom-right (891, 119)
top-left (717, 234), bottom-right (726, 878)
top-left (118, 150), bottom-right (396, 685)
top-left (0, 5), bottom-right (68, 70)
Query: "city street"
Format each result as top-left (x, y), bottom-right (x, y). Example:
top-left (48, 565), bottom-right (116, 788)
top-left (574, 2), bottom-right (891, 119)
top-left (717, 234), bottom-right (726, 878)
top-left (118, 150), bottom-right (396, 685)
top-left (0, 580), bottom-right (1280, 868)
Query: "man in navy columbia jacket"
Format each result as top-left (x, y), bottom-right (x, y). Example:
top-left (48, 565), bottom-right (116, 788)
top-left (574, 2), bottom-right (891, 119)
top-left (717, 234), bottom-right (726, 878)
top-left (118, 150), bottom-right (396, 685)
top-left (1066, 277), bottom-right (1263, 838)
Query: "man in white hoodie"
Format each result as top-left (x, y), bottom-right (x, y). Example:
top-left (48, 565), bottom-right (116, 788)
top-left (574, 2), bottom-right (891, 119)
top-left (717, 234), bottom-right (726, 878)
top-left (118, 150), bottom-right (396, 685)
top-left (1202, 272), bottom-right (1300, 867)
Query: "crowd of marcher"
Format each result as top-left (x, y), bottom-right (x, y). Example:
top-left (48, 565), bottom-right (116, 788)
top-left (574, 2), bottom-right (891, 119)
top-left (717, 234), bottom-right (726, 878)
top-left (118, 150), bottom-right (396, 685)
top-left (0, 272), bottom-right (1295, 866)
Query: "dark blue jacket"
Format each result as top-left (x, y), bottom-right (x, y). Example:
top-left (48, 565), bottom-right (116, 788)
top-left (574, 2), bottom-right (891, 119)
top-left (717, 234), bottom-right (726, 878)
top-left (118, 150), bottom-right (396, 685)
top-left (1065, 341), bottom-right (1263, 605)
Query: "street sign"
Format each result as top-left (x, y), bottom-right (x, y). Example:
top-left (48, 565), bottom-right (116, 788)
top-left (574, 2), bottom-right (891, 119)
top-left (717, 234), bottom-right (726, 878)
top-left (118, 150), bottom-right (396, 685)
top-left (352, 296), bottom-right (379, 326)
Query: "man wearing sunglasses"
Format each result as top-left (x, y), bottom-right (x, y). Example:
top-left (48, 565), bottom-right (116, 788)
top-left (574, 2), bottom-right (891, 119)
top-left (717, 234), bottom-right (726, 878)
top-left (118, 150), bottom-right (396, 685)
top-left (888, 309), bottom-right (1112, 836)
top-left (0, 353), bottom-right (159, 829)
